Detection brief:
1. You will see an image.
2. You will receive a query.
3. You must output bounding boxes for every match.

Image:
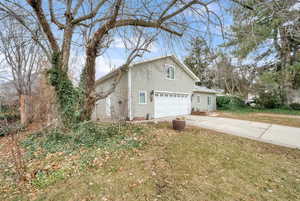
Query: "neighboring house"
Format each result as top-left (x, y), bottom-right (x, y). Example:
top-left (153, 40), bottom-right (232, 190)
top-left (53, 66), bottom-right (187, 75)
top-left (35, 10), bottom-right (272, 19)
top-left (92, 55), bottom-right (217, 121)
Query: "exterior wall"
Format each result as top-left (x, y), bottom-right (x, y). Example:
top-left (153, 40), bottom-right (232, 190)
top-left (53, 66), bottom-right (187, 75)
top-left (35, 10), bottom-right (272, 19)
top-left (192, 92), bottom-right (216, 112)
top-left (130, 57), bottom-right (195, 119)
top-left (92, 73), bottom-right (128, 121)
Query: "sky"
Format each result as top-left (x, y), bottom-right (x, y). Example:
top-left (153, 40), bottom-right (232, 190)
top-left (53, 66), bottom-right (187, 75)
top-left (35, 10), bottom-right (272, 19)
top-left (90, 0), bottom-right (234, 79)
top-left (2, 0), bottom-right (300, 85)
top-left (0, 0), bottom-right (234, 83)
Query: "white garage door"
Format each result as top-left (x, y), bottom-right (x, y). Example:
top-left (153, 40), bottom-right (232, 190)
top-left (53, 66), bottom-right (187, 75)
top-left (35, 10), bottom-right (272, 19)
top-left (154, 91), bottom-right (191, 118)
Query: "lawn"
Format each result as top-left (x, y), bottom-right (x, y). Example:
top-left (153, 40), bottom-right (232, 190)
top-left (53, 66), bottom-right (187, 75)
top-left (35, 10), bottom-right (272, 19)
top-left (217, 108), bottom-right (300, 128)
top-left (1, 123), bottom-right (300, 201)
top-left (218, 107), bottom-right (300, 116)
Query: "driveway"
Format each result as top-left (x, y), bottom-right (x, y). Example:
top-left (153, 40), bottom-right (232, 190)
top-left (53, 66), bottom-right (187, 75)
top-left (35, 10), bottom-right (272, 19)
top-left (159, 115), bottom-right (300, 149)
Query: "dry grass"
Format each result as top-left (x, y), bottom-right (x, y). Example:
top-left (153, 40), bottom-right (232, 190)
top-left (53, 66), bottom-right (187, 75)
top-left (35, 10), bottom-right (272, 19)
top-left (217, 112), bottom-right (300, 128)
top-left (1, 123), bottom-right (296, 201)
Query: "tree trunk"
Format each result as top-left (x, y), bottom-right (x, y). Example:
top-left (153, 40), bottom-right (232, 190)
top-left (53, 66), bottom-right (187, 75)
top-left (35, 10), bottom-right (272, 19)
top-left (19, 94), bottom-right (32, 125)
top-left (80, 47), bottom-right (97, 121)
top-left (61, 24), bottom-right (74, 72)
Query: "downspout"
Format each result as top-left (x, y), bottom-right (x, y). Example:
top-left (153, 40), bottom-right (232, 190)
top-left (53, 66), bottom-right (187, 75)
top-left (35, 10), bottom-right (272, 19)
top-left (128, 67), bottom-right (132, 120)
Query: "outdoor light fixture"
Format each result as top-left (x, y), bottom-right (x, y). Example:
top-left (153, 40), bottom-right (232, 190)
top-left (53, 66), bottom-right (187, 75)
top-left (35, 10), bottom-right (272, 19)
top-left (150, 90), bottom-right (154, 102)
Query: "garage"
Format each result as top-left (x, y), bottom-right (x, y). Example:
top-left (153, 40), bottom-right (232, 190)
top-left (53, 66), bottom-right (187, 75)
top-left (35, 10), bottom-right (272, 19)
top-left (154, 91), bottom-right (191, 118)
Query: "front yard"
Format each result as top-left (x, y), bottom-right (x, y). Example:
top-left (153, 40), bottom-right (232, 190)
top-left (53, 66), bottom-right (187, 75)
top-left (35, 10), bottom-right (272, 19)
top-left (1, 123), bottom-right (300, 201)
top-left (217, 110), bottom-right (300, 128)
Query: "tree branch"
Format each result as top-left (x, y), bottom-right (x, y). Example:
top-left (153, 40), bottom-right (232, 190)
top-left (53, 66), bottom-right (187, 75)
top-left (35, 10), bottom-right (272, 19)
top-left (114, 19), bottom-right (183, 36)
top-left (95, 30), bottom-right (157, 101)
top-left (72, 0), bottom-right (108, 25)
top-left (26, 0), bottom-right (60, 53)
top-left (73, 0), bottom-right (84, 16)
top-left (48, 0), bottom-right (65, 29)
top-left (159, 0), bottom-right (200, 22)
top-left (159, 0), bottom-right (178, 20)
top-left (0, 2), bottom-right (51, 60)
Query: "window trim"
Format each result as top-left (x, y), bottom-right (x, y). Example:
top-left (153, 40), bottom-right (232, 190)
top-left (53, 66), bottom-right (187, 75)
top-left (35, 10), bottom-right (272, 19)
top-left (165, 64), bottom-right (175, 80)
top-left (139, 91), bottom-right (147, 104)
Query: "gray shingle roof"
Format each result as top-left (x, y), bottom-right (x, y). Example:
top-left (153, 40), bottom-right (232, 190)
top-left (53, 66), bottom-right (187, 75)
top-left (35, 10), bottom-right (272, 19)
top-left (193, 86), bottom-right (218, 94)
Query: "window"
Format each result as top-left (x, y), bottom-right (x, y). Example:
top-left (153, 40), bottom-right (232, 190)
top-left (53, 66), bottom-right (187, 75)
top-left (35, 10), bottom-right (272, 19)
top-left (197, 96), bottom-right (201, 103)
top-left (207, 96), bottom-right (211, 105)
top-left (166, 65), bottom-right (175, 80)
top-left (139, 91), bottom-right (147, 104)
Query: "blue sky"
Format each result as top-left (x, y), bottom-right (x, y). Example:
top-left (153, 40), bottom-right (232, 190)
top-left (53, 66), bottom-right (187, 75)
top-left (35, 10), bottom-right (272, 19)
top-left (0, 0), bottom-right (235, 82)
top-left (93, 0), bottom-right (234, 79)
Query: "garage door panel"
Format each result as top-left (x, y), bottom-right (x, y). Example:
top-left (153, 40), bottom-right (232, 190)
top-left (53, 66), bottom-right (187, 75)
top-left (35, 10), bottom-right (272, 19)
top-left (154, 92), bottom-right (190, 118)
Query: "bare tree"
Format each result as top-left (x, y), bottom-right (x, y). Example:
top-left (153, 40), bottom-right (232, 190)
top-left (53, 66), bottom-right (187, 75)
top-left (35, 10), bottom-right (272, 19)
top-left (0, 16), bottom-right (44, 124)
top-left (0, 0), bottom-right (222, 124)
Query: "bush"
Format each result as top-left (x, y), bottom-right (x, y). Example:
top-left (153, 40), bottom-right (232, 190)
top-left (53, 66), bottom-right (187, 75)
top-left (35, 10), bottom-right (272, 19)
top-left (289, 103), bottom-right (300, 110)
top-left (217, 96), bottom-right (245, 109)
top-left (216, 96), bottom-right (231, 108)
top-left (255, 91), bottom-right (282, 109)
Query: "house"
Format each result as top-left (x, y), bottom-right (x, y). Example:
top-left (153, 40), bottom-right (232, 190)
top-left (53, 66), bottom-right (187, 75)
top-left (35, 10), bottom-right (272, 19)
top-left (92, 55), bottom-right (217, 121)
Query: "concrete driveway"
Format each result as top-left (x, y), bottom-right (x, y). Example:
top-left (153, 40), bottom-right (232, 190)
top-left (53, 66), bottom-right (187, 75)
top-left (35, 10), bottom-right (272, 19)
top-left (159, 115), bottom-right (300, 149)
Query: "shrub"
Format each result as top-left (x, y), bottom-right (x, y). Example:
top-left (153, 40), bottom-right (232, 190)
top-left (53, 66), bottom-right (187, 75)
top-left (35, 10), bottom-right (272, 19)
top-left (217, 96), bottom-right (245, 109)
top-left (289, 103), bottom-right (300, 110)
top-left (230, 96), bottom-right (245, 107)
top-left (255, 91), bottom-right (282, 109)
top-left (216, 96), bottom-right (231, 108)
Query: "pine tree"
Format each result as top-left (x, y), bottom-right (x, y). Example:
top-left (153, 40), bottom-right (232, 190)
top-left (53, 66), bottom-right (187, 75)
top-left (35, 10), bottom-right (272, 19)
top-left (184, 37), bottom-right (216, 87)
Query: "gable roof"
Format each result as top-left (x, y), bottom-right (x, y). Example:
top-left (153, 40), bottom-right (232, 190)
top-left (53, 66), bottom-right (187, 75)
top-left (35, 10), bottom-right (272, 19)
top-left (95, 55), bottom-right (199, 85)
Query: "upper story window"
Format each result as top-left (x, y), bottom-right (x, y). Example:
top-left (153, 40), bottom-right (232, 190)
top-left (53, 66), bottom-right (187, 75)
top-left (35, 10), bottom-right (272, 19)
top-left (166, 65), bottom-right (175, 80)
top-left (139, 91), bottom-right (147, 104)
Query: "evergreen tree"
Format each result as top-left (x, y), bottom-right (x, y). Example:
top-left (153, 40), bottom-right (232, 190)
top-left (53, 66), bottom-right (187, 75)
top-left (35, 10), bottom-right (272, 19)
top-left (184, 37), bottom-right (216, 87)
top-left (225, 0), bottom-right (300, 104)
